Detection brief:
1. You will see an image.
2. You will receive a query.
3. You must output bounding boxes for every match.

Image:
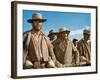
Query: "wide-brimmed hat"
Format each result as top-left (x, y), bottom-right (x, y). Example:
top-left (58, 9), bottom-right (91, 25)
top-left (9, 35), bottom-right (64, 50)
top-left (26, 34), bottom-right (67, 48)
top-left (59, 27), bottom-right (70, 34)
top-left (83, 29), bottom-right (90, 35)
top-left (48, 30), bottom-right (58, 37)
top-left (27, 13), bottom-right (47, 23)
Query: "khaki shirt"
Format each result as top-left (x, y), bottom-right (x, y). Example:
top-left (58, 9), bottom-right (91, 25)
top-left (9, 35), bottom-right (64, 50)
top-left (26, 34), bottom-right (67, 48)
top-left (77, 39), bottom-right (91, 65)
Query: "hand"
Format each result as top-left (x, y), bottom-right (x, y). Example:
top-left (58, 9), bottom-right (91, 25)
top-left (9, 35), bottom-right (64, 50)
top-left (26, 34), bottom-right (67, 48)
top-left (86, 60), bottom-right (91, 65)
top-left (25, 60), bottom-right (33, 68)
top-left (81, 56), bottom-right (87, 61)
top-left (47, 59), bottom-right (56, 68)
top-left (33, 61), bottom-right (40, 68)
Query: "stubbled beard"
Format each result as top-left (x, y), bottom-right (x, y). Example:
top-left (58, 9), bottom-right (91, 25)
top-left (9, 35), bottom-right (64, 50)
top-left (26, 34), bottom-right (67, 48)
top-left (34, 28), bottom-right (40, 31)
top-left (33, 27), bottom-right (41, 31)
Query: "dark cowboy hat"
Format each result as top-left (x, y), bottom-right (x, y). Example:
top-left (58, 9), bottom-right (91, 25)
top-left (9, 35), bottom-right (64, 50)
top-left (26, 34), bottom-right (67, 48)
top-left (48, 30), bottom-right (58, 37)
top-left (83, 29), bottom-right (90, 35)
top-left (27, 13), bottom-right (47, 23)
top-left (59, 27), bottom-right (70, 34)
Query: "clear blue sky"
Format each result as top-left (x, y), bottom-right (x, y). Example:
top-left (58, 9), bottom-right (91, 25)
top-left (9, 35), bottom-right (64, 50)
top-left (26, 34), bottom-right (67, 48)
top-left (23, 10), bottom-right (91, 40)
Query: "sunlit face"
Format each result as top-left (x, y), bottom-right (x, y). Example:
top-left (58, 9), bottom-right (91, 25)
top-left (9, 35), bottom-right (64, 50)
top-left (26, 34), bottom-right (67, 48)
top-left (32, 20), bottom-right (43, 31)
top-left (60, 31), bottom-right (68, 39)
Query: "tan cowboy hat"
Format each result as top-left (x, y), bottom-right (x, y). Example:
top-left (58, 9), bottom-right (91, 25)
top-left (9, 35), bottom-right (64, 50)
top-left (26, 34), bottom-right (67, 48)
top-left (59, 27), bottom-right (70, 34)
top-left (83, 29), bottom-right (90, 35)
top-left (48, 29), bottom-right (58, 37)
top-left (27, 13), bottom-right (47, 23)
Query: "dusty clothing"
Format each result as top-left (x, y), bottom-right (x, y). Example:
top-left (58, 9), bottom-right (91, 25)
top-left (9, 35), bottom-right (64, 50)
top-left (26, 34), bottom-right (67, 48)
top-left (23, 30), bottom-right (62, 68)
top-left (53, 38), bottom-right (79, 67)
top-left (72, 45), bottom-right (80, 66)
top-left (28, 32), bottom-right (49, 62)
top-left (77, 39), bottom-right (91, 66)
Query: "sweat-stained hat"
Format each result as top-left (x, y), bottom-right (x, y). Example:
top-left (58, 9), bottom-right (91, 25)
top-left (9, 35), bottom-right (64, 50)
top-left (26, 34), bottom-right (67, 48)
top-left (59, 27), bottom-right (70, 34)
top-left (27, 13), bottom-right (47, 23)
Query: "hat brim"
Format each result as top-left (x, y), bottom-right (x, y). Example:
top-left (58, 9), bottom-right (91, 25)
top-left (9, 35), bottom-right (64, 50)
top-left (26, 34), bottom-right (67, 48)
top-left (27, 19), bottom-right (47, 23)
top-left (84, 32), bottom-right (90, 35)
top-left (59, 30), bottom-right (70, 34)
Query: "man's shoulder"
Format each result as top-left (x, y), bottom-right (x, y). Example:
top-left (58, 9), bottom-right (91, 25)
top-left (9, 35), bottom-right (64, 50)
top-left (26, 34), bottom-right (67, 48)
top-left (68, 39), bottom-right (72, 43)
top-left (52, 38), bottom-right (59, 44)
top-left (43, 35), bottom-right (50, 42)
top-left (77, 39), bottom-right (84, 46)
top-left (65, 39), bottom-right (72, 44)
top-left (78, 39), bottom-right (83, 43)
top-left (23, 30), bottom-right (32, 40)
top-left (23, 30), bottom-right (32, 35)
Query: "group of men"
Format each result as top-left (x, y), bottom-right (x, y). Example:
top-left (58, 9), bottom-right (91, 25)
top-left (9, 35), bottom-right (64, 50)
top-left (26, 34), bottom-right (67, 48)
top-left (23, 13), bottom-right (91, 69)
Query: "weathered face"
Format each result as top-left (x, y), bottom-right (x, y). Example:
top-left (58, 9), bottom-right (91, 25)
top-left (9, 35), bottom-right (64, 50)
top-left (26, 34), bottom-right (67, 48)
top-left (49, 34), bottom-right (56, 40)
top-left (32, 20), bottom-right (43, 31)
top-left (60, 31), bottom-right (68, 39)
top-left (84, 33), bottom-right (90, 41)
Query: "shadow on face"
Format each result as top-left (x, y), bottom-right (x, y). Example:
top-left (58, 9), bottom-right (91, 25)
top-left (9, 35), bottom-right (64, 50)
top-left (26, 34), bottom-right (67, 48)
top-left (84, 33), bottom-right (90, 41)
top-left (59, 31), bottom-right (68, 39)
top-left (32, 20), bottom-right (43, 31)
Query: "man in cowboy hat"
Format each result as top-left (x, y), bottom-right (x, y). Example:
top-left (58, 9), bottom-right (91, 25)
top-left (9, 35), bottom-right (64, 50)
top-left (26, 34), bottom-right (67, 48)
top-left (77, 29), bottom-right (91, 66)
top-left (48, 29), bottom-right (58, 44)
top-left (23, 13), bottom-right (62, 69)
top-left (53, 27), bottom-right (79, 67)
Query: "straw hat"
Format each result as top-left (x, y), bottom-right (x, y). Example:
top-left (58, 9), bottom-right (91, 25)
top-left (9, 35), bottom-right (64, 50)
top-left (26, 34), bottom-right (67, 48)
top-left (27, 13), bottom-right (47, 23)
top-left (59, 27), bottom-right (70, 34)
